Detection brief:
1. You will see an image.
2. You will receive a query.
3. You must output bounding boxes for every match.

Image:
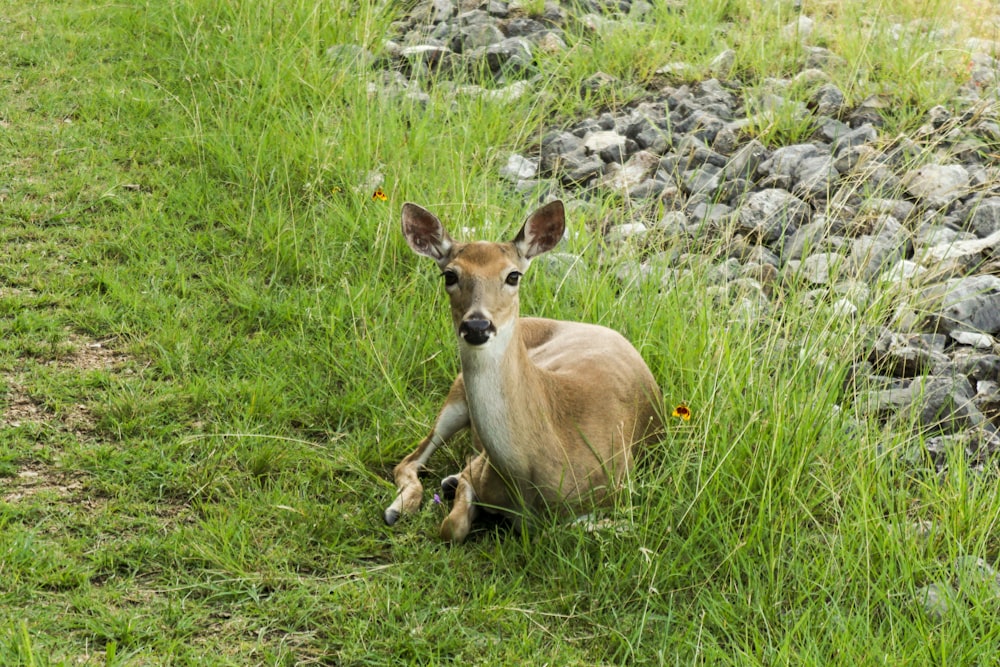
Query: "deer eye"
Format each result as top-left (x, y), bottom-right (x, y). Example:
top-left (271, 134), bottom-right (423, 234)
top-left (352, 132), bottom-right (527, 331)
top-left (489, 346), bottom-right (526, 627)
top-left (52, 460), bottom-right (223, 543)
top-left (442, 270), bottom-right (459, 287)
top-left (505, 271), bottom-right (522, 287)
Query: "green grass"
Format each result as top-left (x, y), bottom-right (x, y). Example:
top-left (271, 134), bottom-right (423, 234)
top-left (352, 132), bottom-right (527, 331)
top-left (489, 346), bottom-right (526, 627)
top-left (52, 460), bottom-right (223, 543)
top-left (2, 0), bottom-right (1000, 663)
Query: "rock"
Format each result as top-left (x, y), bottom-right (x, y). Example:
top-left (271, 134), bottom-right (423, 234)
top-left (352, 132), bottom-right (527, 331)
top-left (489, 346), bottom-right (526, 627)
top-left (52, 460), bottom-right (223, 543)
top-left (723, 139), bottom-right (768, 179)
top-left (869, 330), bottom-right (948, 378)
top-left (919, 230), bottom-right (1000, 278)
top-left (951, 331), bottom-right (996, 349)
top-left (917, 582), bottom-right (955, 620)
top-left (584, 129), bottom-right (627, 154)
top-left (864, 374), bottom-right (986, 434)
top-left (759, 143), bottom-right (821, 180)
top-left (606, 222), bottom-right (648, 244)
top-left (450, 22), bottom-right (506, 52)
top-left (964, 197), bottom-right (1000, 238)
top-left (953, 556), bottom-right (1000, 600)
top-left (793, 155), bottom-right (840, 199)
top-left (708, 49), bottom-right (736, 78)
top-left (601, 150), bottom-right (660, 193)
top-left (901, 163), bottom-right (970, 209)
top-left (473, 37), bottom-right (535, 75)
top-left (787, 252), bottom-right (844, 285)
top-left (920, 274), bottom-right (1000, 335)
top-left (850, 233), bottom-right (911, 281)
top-left (500, 154), bottom-right (539, 182)
top-left (736, 189), bottom-right (811, 245)
top-left (810, 83), bottom-right (846, 117)
top-left (782, 15), bottom-right (815, 42)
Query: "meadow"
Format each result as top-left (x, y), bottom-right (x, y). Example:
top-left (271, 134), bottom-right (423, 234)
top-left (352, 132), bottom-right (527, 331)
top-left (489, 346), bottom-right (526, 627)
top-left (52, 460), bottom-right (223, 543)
top-left (2, 0), bottom-right (1000, 663)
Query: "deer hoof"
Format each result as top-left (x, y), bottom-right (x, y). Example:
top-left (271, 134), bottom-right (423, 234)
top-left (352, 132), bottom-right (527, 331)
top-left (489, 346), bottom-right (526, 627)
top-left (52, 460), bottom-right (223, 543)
top-left (384, 508), bottom-right (401, 526)
top-left (440, 475), bottom-right (459, 501)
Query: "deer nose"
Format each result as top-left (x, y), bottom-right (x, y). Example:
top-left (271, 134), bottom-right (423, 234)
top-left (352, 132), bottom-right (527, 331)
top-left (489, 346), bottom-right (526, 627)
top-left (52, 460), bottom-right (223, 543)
top-left (459, 318), bottom-right (494, 346)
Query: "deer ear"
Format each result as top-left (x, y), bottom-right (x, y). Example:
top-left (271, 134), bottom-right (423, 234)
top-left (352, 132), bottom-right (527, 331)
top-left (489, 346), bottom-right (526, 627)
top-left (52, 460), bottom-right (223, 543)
top-left (513, 200), bottom-right (565, 260)
top-left (402, 203), bottom-right (454, 266)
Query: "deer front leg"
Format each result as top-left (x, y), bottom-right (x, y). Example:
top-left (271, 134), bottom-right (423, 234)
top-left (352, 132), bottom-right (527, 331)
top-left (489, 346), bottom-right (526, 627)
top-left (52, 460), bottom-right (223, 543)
top-left (439, 453), bottom-right (515, 543)
top-left (384, 379), bottom-right (468, 526)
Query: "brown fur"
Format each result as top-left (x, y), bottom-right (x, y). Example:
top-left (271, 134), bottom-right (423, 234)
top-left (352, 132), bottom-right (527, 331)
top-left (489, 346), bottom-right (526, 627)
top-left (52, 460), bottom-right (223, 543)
top-left (385, 200), bottom-right (663, 542)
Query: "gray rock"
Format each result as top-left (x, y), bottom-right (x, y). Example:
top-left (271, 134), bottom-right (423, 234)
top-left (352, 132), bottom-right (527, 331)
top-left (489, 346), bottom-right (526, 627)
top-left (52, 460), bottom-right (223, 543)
top-left (503, 15), bottom-right (547, 36)
top-left (952, 331), bottom-right (995, 349)
top-left (902, 163), bottom-right (970, 209)
top-left (708, 49), bottom-right (737, 78)
top-left (584, 129), bottom-right (626, 154)
top-left (803, 45), bottom-right (846, 68)
top-left (540, 131), bottom-right (584, 172)
top-left (953, 556), bottom-right (1000, 600)
top-left (736, 188), bottom-right (811, 245)
top-left (918, 375), bottom-right (987, 433)
top-left (919, 229), bottom-right (1000, 278)
top-left (400, 44), bottom-right (454, 70)
top-left (680, 165), bottom-right (722, 196)
top-left (723, 139), bottom-right (768, 180)
top-left (920, 274), bottom-right (1000, 335)
top-left (793, 155), bottom-right (840, 199)
top-left (758, 144), bottom-right (821, 180)
top-left (831, 123), bottom-right (879, 155)
top-left (450, 22), bottom-right (506, 52)
top-left (606, 222), bottom-right (648, 244)
top-left (601, 150), bottom-right (660, 193)
top-left (473, 36), bottom-right (535, 75)
top-left (850, 233), bottom-right (912, 281)
top-left (964, 198), bottom-right (1000, 238)
top-left (810, 83), bottom-right (846, 117)
top-left (787, 252), bottom-right (845, 285)
top-left (866, 374), bottom-right (985, 434)
top-left (869, 330), bottom-right (948, 378)
top-left (917, 582), bottom-right (956, 620)
top-left (500, 154), bottom-right (539, 182)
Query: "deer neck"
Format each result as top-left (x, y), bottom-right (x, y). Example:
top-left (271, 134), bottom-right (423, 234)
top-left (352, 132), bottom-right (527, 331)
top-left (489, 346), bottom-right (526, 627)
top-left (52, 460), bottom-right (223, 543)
top-left (458, 318), bottom-right (539, 477)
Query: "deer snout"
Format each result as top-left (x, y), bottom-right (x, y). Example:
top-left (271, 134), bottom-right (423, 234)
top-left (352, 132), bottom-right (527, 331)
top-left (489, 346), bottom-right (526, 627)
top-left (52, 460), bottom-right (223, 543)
top-left (459, 318), bottom-right (495, 346)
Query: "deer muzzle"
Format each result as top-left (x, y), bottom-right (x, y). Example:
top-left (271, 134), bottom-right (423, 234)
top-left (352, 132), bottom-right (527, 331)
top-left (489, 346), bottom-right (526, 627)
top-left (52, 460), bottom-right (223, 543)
top-left (459, 318), bottom-right (495, 346)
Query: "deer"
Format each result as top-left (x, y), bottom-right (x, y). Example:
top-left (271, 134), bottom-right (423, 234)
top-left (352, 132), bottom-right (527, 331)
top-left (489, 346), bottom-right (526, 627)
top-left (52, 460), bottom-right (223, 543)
top-left (384, 199), bottom-right (663, 543)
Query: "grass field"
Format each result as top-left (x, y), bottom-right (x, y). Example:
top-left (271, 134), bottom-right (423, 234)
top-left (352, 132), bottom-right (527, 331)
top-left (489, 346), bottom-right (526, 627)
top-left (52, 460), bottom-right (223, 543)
top-left (2, 0), bottom-right (1000, 664)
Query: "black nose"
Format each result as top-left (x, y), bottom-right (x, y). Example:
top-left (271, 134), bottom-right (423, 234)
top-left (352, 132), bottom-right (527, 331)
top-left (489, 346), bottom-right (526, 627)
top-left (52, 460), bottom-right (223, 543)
top-left (460, 319), bottom-right (494, 345)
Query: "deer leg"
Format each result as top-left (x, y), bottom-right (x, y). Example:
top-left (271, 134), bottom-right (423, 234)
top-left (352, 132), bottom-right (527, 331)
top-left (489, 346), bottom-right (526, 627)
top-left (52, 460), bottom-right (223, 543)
top-left (385, 381), bottom-right (468, 526)
top-left (439, 453), bottom-right (514, 543)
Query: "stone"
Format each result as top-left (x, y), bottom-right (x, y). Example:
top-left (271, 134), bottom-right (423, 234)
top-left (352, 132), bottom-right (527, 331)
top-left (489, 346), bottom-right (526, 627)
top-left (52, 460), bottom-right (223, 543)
top-left (601, 150), bottom-right (660, 193)
top-left (919, 230), bottom-right (1000, 278)
top-left (708, 49), bottom-right (737, 78)
top-left (450, 21), bottom-right (505, 52)
top-left (810, 83), bottom-right (846, 117)
top-left (606, 222), bottom-right (648, 244)
top-left (473, 37), bottom-right (535, 75)
top-left (787, 252), bottom-right (845, 285)
top-left (917, 583), bottom-right (955, 620)
top-left (723, 139), bottom-right (768, 180)
top-left (584, 129), bottom-right (627, 154)
top-left (500, 154), bottom-right (539, 182)
top-left (964, 198), bottom-right (1000, 238)
top-left (951, 331), bottom-right (996, 349)
top-left (901, 164), bottom-right (970, 209)
top-left (871, 330), bottom-right (948, 377)
top-left (921, 274), bottom-right (1000, 335)
top-left (736, 189), bottom-right (811, 245)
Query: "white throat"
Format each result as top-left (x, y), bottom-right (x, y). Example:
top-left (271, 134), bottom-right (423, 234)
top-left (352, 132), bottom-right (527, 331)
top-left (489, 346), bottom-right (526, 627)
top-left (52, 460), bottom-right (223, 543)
top-left (458, 321), bottom-right (525, 476)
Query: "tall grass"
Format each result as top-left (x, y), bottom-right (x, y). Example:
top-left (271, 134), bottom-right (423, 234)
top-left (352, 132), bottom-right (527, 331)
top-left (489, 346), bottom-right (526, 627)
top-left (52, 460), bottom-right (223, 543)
top-left (1, 0), bottom-right (999, 663)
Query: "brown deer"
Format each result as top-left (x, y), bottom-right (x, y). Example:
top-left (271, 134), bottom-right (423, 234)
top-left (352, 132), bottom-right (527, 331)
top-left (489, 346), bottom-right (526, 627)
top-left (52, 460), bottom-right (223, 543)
top-left (385, 199), bottom-right (662, 542)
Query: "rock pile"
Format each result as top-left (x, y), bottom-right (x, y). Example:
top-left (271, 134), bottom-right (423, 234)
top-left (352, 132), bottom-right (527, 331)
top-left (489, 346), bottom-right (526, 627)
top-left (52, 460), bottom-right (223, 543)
top-left (331, 1), bottom-right (1000, 466)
